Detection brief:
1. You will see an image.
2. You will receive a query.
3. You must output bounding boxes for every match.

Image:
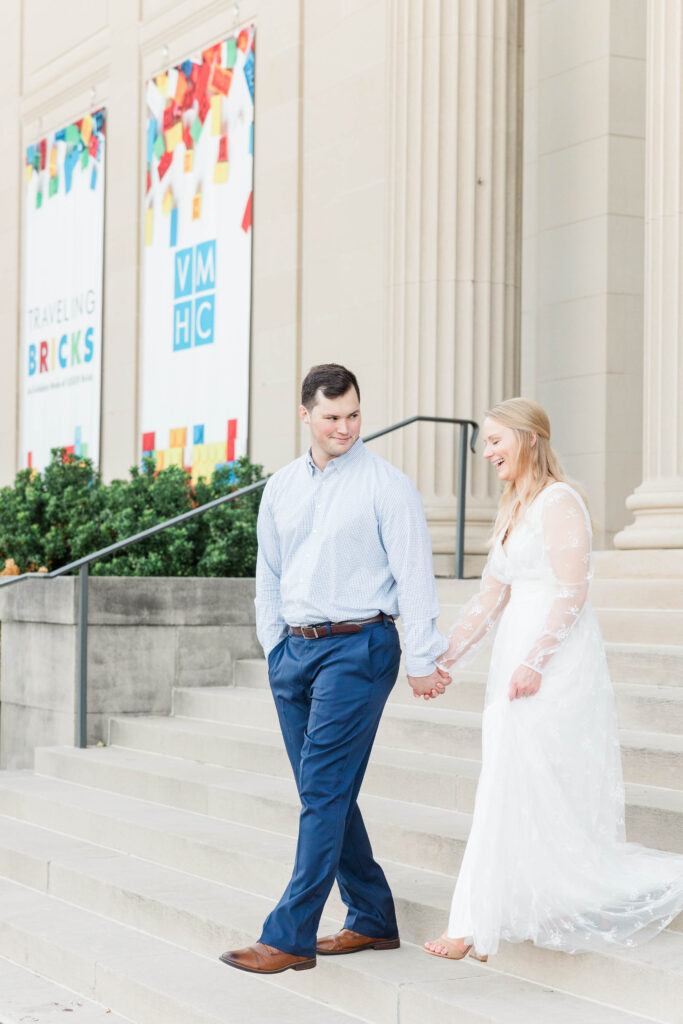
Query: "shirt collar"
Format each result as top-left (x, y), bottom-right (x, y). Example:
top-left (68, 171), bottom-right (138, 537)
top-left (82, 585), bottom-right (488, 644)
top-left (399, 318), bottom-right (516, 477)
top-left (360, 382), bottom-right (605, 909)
top-left (305, 438), bottom-right (366, 476)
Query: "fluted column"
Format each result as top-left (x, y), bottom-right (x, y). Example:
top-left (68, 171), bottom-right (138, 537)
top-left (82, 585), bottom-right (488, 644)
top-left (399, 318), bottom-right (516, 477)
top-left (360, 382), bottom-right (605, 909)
top-left (386, 0), bottom-right (522, 570)
top-left (615, 0), bottom-right (683, 549)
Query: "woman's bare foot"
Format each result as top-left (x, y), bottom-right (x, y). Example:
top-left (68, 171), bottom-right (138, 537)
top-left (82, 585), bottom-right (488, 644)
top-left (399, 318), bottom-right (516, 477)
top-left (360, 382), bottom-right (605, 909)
top-left (423, 935), bottom-right (472, 959)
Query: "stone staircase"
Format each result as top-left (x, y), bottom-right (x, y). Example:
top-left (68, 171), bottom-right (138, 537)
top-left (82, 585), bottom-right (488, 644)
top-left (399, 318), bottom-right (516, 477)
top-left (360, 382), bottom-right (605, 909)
top-left (0, 575), bottom-right (681, 1023)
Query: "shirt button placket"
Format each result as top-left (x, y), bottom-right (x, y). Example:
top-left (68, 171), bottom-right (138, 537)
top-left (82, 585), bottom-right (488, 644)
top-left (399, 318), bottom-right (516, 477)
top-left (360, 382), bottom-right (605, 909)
top-left (312, 480), bottom-right (324, 534)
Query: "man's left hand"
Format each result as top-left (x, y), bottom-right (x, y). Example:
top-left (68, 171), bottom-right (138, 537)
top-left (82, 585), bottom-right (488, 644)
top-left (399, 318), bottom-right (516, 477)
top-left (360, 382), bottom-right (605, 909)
top-left (408, 666), bottom-right (452, 700)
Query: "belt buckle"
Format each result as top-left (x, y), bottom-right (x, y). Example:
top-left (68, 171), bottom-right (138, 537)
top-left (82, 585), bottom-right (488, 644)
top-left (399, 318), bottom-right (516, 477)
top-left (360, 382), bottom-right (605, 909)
top-left (303, 624), bottom-right (322, 639)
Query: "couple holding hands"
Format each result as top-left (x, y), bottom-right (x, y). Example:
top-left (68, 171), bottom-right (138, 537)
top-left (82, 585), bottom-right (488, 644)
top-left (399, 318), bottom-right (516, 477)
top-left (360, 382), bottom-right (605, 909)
top-left (221, 363), bottom-right (683, 976)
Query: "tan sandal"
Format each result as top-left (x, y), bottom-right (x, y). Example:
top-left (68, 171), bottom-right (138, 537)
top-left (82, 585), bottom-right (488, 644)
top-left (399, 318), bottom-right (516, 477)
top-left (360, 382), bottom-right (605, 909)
top-left (469, 950), bottom-right (488, 962)
top-left (423, 934), bottom-right (472, 960)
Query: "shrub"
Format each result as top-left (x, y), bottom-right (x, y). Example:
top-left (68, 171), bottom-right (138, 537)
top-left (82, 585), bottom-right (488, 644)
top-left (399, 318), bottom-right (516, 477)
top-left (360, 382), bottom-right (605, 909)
top-left (0, 450), bottom-right (265, 578)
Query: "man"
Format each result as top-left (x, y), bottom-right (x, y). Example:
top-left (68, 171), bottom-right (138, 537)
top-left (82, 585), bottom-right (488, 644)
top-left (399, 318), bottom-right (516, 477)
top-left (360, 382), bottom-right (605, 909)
top-left (220, 363), bottom-right (451, 975)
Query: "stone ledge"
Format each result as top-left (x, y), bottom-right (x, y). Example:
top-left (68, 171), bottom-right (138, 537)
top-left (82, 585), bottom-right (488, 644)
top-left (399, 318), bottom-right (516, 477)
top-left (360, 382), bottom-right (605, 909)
top-left (0, 577), bottom-right (260, 769)
top-left (0, 576), bottom-right (256, 626)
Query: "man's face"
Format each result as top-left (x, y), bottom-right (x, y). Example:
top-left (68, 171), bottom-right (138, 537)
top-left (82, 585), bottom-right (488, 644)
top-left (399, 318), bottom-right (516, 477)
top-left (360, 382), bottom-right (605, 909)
top-left (299, 387), bottom-right (362, 466)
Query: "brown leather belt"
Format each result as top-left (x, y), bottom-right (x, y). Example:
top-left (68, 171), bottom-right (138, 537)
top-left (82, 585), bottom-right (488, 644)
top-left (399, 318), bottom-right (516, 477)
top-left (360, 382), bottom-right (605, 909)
top-left (289, 612), bottom-right (387, 639)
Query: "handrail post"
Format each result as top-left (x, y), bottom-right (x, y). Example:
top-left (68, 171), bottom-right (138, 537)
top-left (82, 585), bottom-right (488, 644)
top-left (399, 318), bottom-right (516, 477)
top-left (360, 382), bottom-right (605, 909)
top-left (76, 564), bottom-right (89, 748)
top-left (455, 424), bottom-right (469, 579)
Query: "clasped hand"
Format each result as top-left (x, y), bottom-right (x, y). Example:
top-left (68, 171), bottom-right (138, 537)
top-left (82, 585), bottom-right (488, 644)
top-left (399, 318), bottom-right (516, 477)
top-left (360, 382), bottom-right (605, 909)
top-left (407, 666), bottom-right (452, 701)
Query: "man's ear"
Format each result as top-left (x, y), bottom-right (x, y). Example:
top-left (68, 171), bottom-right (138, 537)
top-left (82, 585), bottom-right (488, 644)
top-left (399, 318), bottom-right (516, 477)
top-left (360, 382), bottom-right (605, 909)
top-left (299, 404), bottom-right (310, 425)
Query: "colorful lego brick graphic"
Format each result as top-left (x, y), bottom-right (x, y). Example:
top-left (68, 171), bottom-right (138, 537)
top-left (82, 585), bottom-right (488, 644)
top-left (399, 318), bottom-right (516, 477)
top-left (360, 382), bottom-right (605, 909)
top-left (23, 108), bottom-right (106, 472)
top-left (227, 418), bottom-right (237, 461)
top-left (170, 427), bottom-right (187, 448)
top-left (144, 27), bottom-right (254, 247)
top-left (141, 29), bottom-right (253, 477)
top-left (139, 422), bottom-right (241, 481)
top-left (190, 433), bottom-right (238, 483)
top-left (26, 109), bottom-right (105, 212)
top-left (241, 191), bottom-right (252, 233)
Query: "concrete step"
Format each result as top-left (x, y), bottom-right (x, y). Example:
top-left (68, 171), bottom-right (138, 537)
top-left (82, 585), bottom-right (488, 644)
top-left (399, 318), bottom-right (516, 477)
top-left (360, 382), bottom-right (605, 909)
top-left (435, 603), bottom-right (683, 646)
top-left (435, 576), bottom-right (683, 609)
top-left (2, 786), bottom-right (680, 953)
top-left (0, 810), bottom-right (678, 1023)
top-left (236, 640), bottom-right (683, 691)
top-left (33, 744), bottom-right (471, 875)
top-left (35, 732), bottom-right (683, 864)
top-left (0, 816), bottom-right (475, 1024)
top-left (173, 684), bottom-right (485, 758)
top-left (109, 712), bottom-right (481, 813)
top-left (0, 770), bottom-right (300, 892)
top-left (620, 730), bottom-right (683, 791)
top-left (592, 549), bottom-right (683, 580)
top-left (575, 608), bottom-right (683, 647)
top-left (232, 657), bottom-right (683, 733)
top-left (109, 712), bottom-right (683, 842)
top-left (171, 685), bottom-right (683, 790)
top-left (399, 973), bottom-right (661, 1024)
top-left (0, 876), bottom-right (363, 1024)
top-left (0, 774), bottom-right (462, 942)
top-left (0, 955), bottom-right (132, 1024)
top-left (605, 644), bottom-right (683, 687)
top-left (390, 676), bottom-right (683, 733)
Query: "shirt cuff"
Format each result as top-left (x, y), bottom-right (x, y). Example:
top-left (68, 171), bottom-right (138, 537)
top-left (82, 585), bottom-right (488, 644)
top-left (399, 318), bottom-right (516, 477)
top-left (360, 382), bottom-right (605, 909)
top-left (404, 636), bottom-right (449, 677)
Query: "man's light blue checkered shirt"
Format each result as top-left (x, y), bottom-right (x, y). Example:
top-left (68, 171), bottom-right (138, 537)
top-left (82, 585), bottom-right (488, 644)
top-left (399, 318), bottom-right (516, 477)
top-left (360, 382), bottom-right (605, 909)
top-left (254, 438), bottom-right (449, 676)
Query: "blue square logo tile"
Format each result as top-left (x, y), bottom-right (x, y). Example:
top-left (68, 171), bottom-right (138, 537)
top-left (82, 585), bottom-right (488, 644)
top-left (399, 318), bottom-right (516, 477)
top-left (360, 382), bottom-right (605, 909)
top-left (194, 294), bottom-right (215, 346)
top-left (173, 300), bottom-right (193, 350)
top-left (174, 247), bottom-right (194, 299)
top-left (172, 240), bottom-right (217, 351)
top-left (194, 241), bottom-right (216, 293)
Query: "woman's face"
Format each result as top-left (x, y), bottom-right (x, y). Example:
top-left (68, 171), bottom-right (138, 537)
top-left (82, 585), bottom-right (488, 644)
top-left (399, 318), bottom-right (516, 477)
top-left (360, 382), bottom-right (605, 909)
top-left (482, 416), bottom-right (521, 484)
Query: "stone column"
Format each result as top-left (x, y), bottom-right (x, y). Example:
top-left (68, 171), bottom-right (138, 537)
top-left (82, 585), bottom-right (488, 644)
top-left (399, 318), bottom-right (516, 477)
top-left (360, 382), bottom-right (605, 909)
top-left (386, 0), bottom-right (522, 572)
top-left (0, 0), bottom-right (21, 484)
top-left (615, 0), bottom-right (683, 549)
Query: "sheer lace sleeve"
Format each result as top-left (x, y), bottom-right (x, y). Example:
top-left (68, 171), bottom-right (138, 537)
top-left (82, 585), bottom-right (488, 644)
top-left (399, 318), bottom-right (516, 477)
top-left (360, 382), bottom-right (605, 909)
top-left (521, 486), bottom-right (592, 675)
top-left (439, 557), bottom-right (510, 667)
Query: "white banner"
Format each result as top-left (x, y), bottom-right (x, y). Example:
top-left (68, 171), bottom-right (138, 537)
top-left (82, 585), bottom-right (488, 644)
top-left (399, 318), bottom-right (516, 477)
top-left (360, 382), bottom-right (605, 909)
top-left (21, 109), bottom-right (105, 470)
top-left (141, 29), bottom-right (254, 481)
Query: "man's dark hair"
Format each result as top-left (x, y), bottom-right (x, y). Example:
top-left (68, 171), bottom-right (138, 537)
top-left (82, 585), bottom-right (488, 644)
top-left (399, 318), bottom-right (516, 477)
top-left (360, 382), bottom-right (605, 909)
top-left (301, 364), bottom-right (360, 410)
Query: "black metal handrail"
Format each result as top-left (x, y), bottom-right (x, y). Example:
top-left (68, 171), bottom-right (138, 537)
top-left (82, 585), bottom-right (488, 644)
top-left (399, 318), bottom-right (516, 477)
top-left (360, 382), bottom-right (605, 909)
top-left (0, 415), bottom-right (478, 747)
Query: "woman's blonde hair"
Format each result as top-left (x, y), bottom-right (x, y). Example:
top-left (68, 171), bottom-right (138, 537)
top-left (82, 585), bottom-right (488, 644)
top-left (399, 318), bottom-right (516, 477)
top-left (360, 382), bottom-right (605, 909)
top-left (486, 397), bottom-right (587, 540)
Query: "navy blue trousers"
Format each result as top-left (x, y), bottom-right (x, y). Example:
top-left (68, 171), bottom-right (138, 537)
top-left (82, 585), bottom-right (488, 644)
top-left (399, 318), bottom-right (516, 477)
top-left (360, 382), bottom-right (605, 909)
top-left (259, 618), bottom-right (401, 957)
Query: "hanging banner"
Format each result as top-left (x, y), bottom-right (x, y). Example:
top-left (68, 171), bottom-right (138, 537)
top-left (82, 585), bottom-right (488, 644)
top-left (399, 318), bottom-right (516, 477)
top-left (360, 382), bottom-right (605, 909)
top-left (21, 109), bottom-right (106, 470)
top-left (141, 27), bottom-right (255, 482)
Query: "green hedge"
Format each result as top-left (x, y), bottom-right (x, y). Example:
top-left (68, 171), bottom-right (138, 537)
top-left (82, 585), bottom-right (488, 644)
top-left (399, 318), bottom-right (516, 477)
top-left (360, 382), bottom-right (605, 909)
top-left (0, 450), bottom-right (266, 577)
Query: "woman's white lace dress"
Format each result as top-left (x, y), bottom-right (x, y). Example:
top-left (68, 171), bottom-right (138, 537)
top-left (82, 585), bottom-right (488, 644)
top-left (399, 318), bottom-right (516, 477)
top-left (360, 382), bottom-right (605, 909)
top-left (445, 482), bottom-right (683, 955)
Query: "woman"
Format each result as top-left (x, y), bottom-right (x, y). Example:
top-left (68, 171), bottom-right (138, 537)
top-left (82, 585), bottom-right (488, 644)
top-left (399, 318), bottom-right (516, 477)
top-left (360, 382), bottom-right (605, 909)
top-left (424, 398), bottom-right (683, 961)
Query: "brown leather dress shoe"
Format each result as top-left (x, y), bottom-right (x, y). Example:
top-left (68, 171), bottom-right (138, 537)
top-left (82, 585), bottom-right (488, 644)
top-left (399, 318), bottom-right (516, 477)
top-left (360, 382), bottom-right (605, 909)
top-left (316, 928), bottom-right (400, 955)
top-left (219, 941), bottom-right (316, 974)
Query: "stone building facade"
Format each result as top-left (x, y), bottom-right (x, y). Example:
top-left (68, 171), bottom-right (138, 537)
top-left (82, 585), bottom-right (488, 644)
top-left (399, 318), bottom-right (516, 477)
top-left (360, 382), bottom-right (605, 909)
top-left (1, 0), bottom-right (681, 563)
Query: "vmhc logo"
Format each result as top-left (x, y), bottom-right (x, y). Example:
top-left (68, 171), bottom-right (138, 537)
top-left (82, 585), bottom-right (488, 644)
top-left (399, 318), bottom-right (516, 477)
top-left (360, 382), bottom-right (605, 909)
top-left (173, 241), bottom-right (216, 351)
